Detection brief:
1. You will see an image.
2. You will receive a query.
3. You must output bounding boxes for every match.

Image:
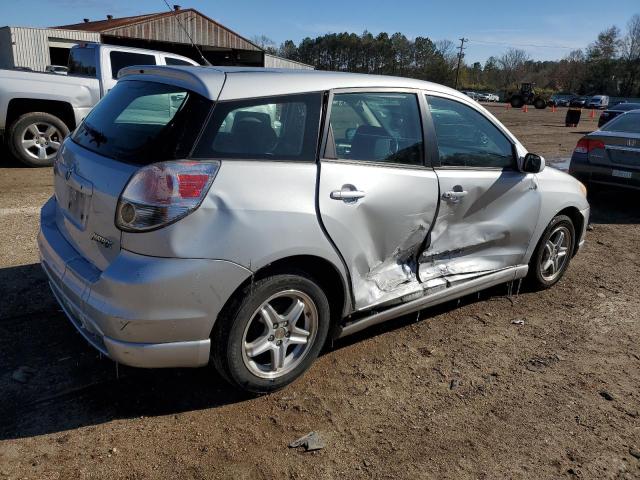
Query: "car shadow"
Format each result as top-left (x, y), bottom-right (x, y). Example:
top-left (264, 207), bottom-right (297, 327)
top-left (588, 188), bottom-right (640, 224)
top-left (0, 145), bottom-right (24, 168)
top-left (0, 263), bottom-right (255, 441)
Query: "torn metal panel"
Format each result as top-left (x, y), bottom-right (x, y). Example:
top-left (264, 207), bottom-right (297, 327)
top-left (318, 161), bottom-right (439, 310)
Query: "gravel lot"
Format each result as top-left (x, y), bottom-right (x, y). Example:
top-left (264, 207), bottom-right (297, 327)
top-left (1, 105), bottom-right (639, 479)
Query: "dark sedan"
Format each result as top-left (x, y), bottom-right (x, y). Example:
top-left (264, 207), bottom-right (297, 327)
top-left (550, 93), bottom-right (576, 107)
top-left (598, 102), bottom-right (640, 127)
top-left (569, 96), bottom-right (590, 108)
top-left (570, 110), bottom-right (640, 190)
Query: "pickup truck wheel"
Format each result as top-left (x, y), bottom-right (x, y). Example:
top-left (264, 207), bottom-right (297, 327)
top-left (212, 273), bottom-right (330, 394)
top-left (8, 112), bottom-right (69, 167)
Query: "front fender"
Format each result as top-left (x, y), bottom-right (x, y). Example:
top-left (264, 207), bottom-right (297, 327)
top-left (523, 167), bottom-right (589, 263)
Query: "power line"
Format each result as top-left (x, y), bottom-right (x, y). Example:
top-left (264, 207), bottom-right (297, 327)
top-left (161, 0), bottom-right (212, 65)
top-left (454, 37), bottom-right (467, 89)
top-left (467, 38), bottom-right (581, 50)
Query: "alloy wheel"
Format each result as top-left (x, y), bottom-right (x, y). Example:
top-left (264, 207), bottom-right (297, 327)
top-left (241, 289), bottom-right (318, 379)
top-left (20, 122), bottom-right (62, 161)
top-left (540, 225), bottom-right (571, 282)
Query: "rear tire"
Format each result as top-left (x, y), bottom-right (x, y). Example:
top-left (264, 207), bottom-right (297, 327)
top-left (527, 215), bottom-right (575, 290)
top-left (7, 112), bottom-right (68, 167)
top-left (212, 273), bottom-right (330, 393)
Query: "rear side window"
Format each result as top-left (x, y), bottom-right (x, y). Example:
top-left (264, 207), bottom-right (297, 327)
top-left (602, 112), bottom-right (640, 134)
top-left (193, 93), bottom-right (322, 161)
top-left (165, 57), bottom-right (194, 66)
top-left (72, 80), bottom-right (212, 164)
top-left (110, 51), bottom-right (156, 79)
top-left (327, 92), bottom-right (424, 166)
top-left (427, 95), bottom-right (514, 169)
top-left (67, 48), bottom-right (97, 77)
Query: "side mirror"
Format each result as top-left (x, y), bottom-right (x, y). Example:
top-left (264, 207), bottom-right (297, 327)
top-left (522, 153), bottom-right (545, 173)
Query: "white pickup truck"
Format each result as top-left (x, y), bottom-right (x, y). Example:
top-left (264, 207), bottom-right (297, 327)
top-left (0, 43), bottom-right (198, 166)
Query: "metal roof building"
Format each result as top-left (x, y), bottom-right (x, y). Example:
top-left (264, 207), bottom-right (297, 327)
top-left (0, 6), bottom-right (311, 71)
top-left (0, 27), bottom-right (100, 71)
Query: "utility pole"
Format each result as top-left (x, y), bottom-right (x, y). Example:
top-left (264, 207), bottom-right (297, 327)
top-left (454, 37), bottom-right (468, 90)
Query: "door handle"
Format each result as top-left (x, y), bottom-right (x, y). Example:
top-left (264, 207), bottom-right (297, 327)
top-left (442, 190), bottom-right (468, 201)
top-left (330, 186), bottom-right (366, 202)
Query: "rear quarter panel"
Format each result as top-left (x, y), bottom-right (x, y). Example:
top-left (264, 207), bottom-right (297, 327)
top-left (121, 160), bottom-right (350, 305)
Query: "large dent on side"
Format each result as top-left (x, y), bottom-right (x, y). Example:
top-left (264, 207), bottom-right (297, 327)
top-left (352, 170), bottom-right (542, 312)
top-left (353, 224), bottom-right (428, 309)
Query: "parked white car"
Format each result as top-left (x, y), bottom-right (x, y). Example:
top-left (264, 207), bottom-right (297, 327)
top-left (587, 95), bottom-right (610, 109)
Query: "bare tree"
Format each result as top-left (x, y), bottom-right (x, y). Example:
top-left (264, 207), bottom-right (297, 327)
top-left (620, 14), bottom-right (640, 95)
top-left (251, 34), bottom-right (277, 54)
top-left (498, 48), bottom-right (530, 88)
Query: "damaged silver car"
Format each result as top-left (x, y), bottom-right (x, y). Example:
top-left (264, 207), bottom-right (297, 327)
top-left (39, 67), bottom-right (590, 392)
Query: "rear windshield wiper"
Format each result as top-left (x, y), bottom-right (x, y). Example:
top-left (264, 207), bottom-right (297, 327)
top-left (82, 122), bottom-right (108, 147)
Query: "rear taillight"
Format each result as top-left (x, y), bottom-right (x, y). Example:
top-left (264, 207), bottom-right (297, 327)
top-left (116, 160), bottom-right (219, 232)
top-left (574, 138), bottom-right (605, 154)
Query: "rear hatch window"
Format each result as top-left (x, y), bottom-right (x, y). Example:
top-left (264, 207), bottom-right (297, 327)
top-left (72, 80), bottom-right (212, 164)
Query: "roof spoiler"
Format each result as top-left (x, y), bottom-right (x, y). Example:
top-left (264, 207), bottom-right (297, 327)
top-left (118, 65), bottom-right (225, 101)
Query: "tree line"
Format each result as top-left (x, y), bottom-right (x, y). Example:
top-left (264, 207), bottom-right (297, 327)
top-left (254, 13), bottom-right (640, 97)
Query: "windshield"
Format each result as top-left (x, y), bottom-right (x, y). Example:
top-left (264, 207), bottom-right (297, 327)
top-left (72, 80), bottom-right (212, 164)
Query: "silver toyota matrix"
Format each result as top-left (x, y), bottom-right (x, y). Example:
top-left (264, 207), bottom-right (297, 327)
top-left (39, 67), bottom-right (590, 392)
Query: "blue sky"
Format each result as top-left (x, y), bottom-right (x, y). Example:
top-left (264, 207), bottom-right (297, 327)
top-left (0, 0), bottom-right (638, 64)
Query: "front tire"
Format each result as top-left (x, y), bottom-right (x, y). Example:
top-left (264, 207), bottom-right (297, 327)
top-left (534, 98), bottom-right (547, 109)
top-left (212, 273), bottom-right (330, 393)
top-left (527, 215), bottom-right (575, 289)
top-left (510, 95), bottom-right (524, 108)
top-left (7, 112), bottom-right (68, 167)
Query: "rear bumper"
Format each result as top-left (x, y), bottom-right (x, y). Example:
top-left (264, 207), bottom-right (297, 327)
top-left (38, 197), bottom-right (252, 368)
top-left (569, 154), bottom-right (640, 191)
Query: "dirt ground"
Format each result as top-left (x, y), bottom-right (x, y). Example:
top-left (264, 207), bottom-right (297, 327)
top-left (0, 105), bottom-right (639, 480)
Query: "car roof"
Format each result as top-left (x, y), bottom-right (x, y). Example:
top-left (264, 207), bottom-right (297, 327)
top-left (598, 110), bottom-right (640, 131)
top-left (118, 65), bottom-right (466, 102)
top-left (609, 103), bottom-right (640, 111)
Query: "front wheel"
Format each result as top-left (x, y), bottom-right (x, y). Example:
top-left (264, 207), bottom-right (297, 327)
top-left (527, 215), bottom-right (575, 289)
top-left (510, 96), bottom-right (524, 108)
top-left (212, 273), bottom-right (330, 393)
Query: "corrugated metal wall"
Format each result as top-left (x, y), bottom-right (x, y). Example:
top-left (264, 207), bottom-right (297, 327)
top-left (264, 54), bottom-right (314, 70)
top-left (103, 11), bottom-right (260, 51)
top-left (1, 27), bottom-right (99, 71)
